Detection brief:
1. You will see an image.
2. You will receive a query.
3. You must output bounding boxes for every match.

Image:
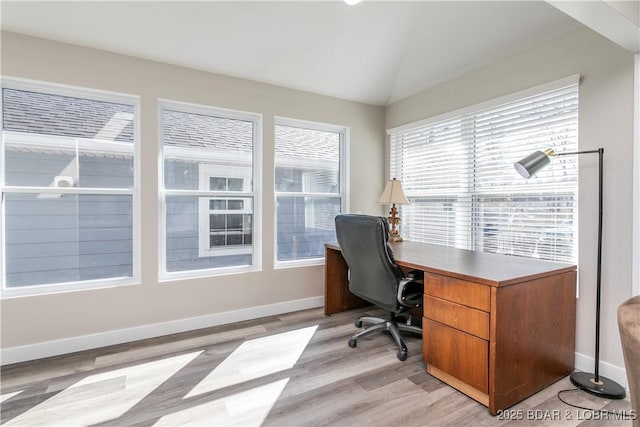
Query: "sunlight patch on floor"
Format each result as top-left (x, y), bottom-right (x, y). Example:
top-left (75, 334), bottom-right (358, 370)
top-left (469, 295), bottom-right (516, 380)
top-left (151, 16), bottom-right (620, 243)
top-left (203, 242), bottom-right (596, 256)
top-left (186, 325), bottom-right (318, 398)
top-left (154, 378), bottom-right (289, 426)
top-left (3, 351), bottom-right (202, 426)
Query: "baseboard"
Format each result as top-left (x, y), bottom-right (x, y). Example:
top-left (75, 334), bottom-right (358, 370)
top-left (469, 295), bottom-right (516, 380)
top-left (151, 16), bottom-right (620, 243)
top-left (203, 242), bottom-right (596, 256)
top-left (0, 296), bottom-right (324, 366)
top-left (574, 351), bottom-right (629, 390)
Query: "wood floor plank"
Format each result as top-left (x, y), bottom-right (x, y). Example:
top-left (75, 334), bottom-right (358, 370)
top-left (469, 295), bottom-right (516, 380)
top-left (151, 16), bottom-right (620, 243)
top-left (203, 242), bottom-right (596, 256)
top-left (0, 307), bottom-right (633, 426)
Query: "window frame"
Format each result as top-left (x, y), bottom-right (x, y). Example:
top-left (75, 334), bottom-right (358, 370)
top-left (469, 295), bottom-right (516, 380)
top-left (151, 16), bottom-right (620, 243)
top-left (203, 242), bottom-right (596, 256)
top-left (158, 99), bottom-right (262, 281)
top-left (0, 76), bottom-right (141, 298)
top-left (273, 116), bottom-right (348, 269)
top-left (387, 75), bottom-right (580, 264)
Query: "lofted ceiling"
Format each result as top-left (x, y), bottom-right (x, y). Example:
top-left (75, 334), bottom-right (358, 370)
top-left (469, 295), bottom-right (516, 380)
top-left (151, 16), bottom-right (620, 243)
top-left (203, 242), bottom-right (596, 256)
top-left (0, 1), bottom-right (585, 106)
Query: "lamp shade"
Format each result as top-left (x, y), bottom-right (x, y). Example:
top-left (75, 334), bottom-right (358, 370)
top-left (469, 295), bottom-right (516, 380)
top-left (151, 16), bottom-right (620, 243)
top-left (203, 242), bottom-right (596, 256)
top-left (378, 178), bottom-right (410, 205)
top-left (514, 148), bottom-right (555, 179)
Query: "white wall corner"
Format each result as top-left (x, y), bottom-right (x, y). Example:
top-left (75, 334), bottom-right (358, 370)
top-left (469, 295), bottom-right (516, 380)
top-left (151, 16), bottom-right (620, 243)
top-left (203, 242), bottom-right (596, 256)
top-left (547, 0), bottom-right (640, 53)
top-left (0, 296), bottom-right (324, 366)
top-left (633, 53), bottom-right (640, 297)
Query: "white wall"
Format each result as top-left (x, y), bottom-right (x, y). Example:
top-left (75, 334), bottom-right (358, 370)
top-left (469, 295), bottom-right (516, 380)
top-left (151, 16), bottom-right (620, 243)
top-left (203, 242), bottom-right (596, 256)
top-left (386, 27), bottom-right (635, 383)
top-left (0, 31), bottom-right (385, 361)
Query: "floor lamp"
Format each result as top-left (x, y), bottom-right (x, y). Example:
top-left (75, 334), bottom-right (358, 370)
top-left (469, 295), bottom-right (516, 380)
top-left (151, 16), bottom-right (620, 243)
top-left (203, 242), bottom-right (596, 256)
top-left (514, 147), bottom-right (626, 400)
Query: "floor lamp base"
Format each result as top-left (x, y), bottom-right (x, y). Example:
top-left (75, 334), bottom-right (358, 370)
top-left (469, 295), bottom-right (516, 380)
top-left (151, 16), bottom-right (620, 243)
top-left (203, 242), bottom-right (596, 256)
top-left (570, 371), bottom-right (626, 399)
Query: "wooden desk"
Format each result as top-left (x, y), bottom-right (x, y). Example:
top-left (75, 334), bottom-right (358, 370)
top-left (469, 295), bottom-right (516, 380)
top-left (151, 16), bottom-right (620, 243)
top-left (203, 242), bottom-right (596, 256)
top-left (324, 241), bottom-right (577, 415)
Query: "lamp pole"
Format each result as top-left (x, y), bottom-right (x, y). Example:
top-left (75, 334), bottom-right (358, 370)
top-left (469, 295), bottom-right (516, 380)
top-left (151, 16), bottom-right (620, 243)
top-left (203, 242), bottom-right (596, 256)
top-left (555, 148), bottom-right (624, 398)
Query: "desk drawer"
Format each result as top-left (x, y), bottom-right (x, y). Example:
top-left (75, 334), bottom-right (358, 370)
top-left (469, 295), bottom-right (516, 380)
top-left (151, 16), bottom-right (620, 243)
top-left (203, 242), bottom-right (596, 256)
top-left (423, 318), bottom-right (489, 393)
top-left (424, 295), bottom-right (489, 340)
top-left (425, 274), bottom-right (490, 312)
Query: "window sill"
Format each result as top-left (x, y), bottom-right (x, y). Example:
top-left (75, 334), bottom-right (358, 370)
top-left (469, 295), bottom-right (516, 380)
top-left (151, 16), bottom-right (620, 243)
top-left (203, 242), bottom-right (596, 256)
top-left (159, 264), bottom-right (261, 282)
top-left (1, 277), bottom-right (140, 299)
top-left (274, 258), bottom-right (324, 270)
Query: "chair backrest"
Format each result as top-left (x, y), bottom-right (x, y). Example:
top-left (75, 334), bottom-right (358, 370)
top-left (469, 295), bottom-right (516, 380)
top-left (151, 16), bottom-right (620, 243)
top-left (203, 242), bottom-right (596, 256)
top-left (334, 214), bottom-right (404, 312)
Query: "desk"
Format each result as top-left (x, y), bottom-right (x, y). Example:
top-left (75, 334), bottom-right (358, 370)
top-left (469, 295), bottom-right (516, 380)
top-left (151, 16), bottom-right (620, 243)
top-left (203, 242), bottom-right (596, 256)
top-left (324, 241), bottom-right (577, 415)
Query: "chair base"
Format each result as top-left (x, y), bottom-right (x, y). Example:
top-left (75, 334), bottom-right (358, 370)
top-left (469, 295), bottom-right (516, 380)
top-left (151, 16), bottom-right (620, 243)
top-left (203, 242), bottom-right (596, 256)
top-left (348, 314), bottom-right (422, 361)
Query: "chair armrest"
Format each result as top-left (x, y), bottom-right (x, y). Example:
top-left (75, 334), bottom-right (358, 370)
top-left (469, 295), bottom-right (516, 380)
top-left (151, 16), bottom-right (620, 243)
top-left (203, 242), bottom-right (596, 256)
top-left (397, 277), bottom-right (424, 308)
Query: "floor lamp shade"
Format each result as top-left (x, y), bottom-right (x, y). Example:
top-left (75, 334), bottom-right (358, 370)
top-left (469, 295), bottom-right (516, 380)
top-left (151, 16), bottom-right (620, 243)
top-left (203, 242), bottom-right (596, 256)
top-left (514, 148), bottom-right (554, 179)
top-left (513, 147), bottom-right (625, 400)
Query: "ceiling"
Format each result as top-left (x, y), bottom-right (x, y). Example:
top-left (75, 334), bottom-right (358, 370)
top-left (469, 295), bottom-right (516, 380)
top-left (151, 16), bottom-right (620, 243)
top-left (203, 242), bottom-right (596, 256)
top-left (0, 1), bottom-right (590, 106)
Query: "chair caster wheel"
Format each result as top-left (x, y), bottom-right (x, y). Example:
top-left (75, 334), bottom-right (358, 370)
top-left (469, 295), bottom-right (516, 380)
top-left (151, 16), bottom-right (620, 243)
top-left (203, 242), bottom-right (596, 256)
top-left (397, 351), bottom-right (407, 361)
top-left (355, 320), bottom-right (363, 328)
top-left (348, 338), bottom-right (357, 348)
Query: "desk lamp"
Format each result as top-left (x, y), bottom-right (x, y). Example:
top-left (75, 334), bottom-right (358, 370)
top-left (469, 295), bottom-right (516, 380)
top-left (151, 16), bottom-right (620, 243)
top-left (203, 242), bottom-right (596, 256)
top-left (378, 178), bottom-right (409, 242)
top-left (514, 147), bottom-right (625, 400)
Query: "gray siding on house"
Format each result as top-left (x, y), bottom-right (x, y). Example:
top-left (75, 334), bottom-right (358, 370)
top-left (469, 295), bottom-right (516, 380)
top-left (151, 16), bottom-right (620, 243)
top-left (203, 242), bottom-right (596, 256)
top-left (4, 192), bottom-right (133, 287)
top-left (164, 160), bottom-right (199, 190)
top-left (5, 151), bottom-right (133, 188)
top-left (5, 151), bottom-right (75, 187)
top-left (165, 196), bottom-right (252, 271)
top-left (4, 151), bottom-right (339, 285)
top-left (5, 193), bottom-right (80, 286)
top-left (276, 196), bottom-right (338, 261)
top-left (275, 167), bottom-right (338, 261)
top-left (163, 160), bottom-right (253, 271)
top-left (80, 156), bottom-right (133, 188)
top-left (4, 160), bottom-right (336, 283)
top-left (163, 166), bottom-right (338, 268)
top-left (4, 152), bottom-right (133, 287)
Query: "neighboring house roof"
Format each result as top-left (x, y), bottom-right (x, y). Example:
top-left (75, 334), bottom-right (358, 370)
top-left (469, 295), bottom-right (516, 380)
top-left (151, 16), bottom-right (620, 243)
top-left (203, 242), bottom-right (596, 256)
top-left (3, 88), bottom-right (339, 163)
top-left (275, 125), bottom-right (339, 162)
top-left (162, 108), bottom-right (252, 153)
top-left (162, 110), bottom-right (340, 162)
top-left (2, 88), bottom-right (135, 143)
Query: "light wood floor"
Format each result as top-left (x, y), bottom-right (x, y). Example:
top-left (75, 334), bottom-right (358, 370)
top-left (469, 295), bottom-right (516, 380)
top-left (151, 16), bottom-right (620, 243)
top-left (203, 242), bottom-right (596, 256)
top-left (0, 307), bottom-right (633, 426)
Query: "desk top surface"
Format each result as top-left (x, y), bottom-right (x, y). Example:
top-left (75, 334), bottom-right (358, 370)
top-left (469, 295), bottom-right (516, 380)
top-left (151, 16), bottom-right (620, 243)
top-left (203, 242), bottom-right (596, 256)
top-left (326, 240), bottom-right (575, 287)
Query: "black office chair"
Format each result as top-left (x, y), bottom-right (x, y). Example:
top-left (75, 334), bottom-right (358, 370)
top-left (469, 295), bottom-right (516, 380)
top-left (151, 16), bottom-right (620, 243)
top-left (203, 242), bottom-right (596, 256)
top-left (334, 214), bottom-right (423, 361)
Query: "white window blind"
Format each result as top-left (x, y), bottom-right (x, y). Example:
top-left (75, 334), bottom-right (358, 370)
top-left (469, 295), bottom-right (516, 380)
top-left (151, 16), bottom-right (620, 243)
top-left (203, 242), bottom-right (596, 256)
top-left (389, 78), bottom-right (578, 263)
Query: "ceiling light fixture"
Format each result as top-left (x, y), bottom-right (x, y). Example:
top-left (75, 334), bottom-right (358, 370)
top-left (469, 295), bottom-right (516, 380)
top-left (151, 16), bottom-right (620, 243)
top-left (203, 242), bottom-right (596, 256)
top-left (344, 0), bottom-right (362, 5)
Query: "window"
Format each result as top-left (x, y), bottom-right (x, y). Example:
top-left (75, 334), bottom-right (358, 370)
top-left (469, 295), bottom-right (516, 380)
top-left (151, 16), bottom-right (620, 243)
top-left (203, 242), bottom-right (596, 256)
top-left (1, 78), bottom-right (139, 295)
top-left (274, 118), bottom-right (346, 265)
top-left (198, 166), bottom-right (253, 257)
top-left (388, 76), bottom-right (579, 263)
top-left (159, 101), bottom-right (260, 278)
